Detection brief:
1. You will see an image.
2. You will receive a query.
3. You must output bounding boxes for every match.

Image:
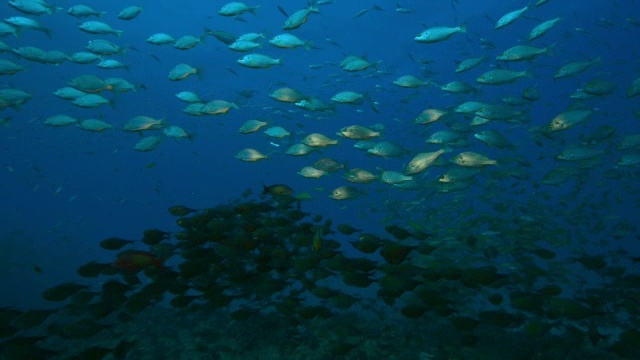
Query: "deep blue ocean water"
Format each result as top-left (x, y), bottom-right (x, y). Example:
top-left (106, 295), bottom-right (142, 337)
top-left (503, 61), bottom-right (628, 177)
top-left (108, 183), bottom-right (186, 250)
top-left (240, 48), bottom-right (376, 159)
top-left (1, 0), bottom-right (639, 358)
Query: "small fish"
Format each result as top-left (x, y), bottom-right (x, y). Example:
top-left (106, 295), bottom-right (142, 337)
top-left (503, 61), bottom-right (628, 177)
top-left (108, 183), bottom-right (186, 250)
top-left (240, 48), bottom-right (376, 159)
top-left (496, 44), bottom-right (554, 62)
top-left (554, 57), bottom-right (601, 79)
top-left (477, 69), bottom-right (531, 85)
top-left (67, 5), bottom-right (105, 18)
top-left (262, 183), bottom-right (294, 196)
top-left (112, 250), bottom-right (164, 272)
top-left (235, 148), bottom-right (268, 161)
top-left (118, 6), bottom-right (143, 20)
top-left (405, 149), bottom-right (446, 175)
top-left (4, 16), bottom-right (51, 38)
top-left (456, 56), bottom-right (485, 73)
top-left (302, 133), bottom-right (338, 147)
top-left (283, 5), bottom-right (319, 30)
top-left (452, 152), bottom-right (497, 167)
top-left (395, 3), bottom-right (414, 13)
top-left (133, 136), bottom-right (161, 152)
top-left (495, 5), bottom-right (528, 30)
top-left (168, 63), bottom-right (199, 81)
top-left (218, 2), bottom-right (259, 16)
top-left (415, 25), bottom-right (466, 43)
top-left (298, 166), bottom-right (327, 178)
top-left (79, 21), bottom-right (123, 37)
top-left (528, 17), bottom-right (561, 41)
top-left (337, 125), bottom-right (380, 139)
top-left (329, 186), bottom-right (361, 200)
top-left (237, 54), bottom-right (281, 68)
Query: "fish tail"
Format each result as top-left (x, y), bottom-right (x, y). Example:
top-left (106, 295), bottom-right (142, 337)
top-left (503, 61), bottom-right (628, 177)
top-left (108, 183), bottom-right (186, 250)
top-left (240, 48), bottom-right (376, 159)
top-left (42, 27), bottom-right (52, 39)
top-left (546, 43), bottom-right (556, 56)
top-left (304, 40), bottom-right (314, 50)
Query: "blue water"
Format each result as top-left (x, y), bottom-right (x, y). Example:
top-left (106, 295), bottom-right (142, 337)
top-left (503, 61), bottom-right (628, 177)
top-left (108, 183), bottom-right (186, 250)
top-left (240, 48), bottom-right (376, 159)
top-left (1, 0), bottom-right (639, 358)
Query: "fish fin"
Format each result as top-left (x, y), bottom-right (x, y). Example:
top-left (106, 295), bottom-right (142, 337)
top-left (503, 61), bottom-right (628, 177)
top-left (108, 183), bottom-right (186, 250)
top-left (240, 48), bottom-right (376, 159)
top-left (277, 5), bottom-right (289, 17)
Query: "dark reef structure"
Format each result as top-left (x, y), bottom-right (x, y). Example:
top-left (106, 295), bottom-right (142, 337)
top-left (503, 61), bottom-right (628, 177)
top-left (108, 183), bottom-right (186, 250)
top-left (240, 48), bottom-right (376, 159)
top-left (1, 190), bottom-right (639, 359)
